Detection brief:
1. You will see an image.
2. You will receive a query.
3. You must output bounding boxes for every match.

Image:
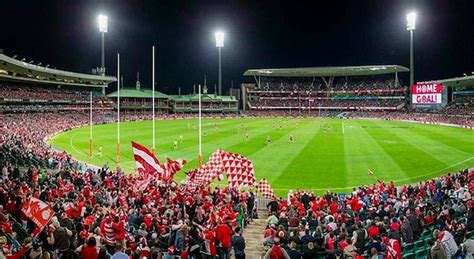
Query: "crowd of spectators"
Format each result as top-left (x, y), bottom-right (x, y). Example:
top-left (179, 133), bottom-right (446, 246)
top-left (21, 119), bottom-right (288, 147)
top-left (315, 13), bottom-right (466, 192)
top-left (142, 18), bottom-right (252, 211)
top-left (256, 76), bottom-right (399, 91)
top-left (249, 99), bottom-right (404, 109)
top-left (248, 76), bottom-right (406, 113)
top-left (0, 84), bottom-right (105, 102)
top-left (0, 160), bottom-right (254, 259)
top-left (261, 170), bottom-right (474, 258)
top-left (441, 96), bottom-right (474, 116)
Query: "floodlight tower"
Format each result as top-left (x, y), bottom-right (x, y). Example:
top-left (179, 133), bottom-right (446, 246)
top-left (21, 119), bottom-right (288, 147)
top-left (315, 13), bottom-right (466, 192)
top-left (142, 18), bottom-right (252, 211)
top-left (215, 31), bottom-right (224, 96)
top-left (98, 14), bottom-right (108, 94)
top-left (406, 12), bottom-right (416, 86)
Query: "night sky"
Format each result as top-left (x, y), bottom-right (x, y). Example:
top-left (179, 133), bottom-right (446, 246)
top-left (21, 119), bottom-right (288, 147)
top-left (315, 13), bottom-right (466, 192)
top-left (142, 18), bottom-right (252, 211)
top-left (1, 0), bottom-right (473, 94)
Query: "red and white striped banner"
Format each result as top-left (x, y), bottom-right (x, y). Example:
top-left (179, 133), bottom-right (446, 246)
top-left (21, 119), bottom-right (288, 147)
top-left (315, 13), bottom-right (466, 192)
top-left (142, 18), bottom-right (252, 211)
top-left (132, 141), bottom-right (164, 175)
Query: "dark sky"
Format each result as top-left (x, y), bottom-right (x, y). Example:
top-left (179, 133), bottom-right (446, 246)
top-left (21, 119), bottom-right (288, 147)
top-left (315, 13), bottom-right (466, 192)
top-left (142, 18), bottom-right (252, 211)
top-left (1, 0), bottom-right (473, 94)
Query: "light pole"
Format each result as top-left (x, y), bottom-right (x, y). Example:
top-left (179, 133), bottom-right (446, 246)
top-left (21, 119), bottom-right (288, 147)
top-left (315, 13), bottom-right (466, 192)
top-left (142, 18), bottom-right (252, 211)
top-left (215, 31), bottom-right (224, 96)
top-left (98, 14), bottom-right (108, 94)
top-left (407, 12), bottom-right (416, 86)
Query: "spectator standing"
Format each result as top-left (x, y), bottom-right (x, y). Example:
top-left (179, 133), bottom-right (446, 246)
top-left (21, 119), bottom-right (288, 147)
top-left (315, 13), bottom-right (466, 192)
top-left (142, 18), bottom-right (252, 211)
top-left (264, 237), bottom-right (290, 259)
top-left (287, 241), bottom-right (301, 259)
top-left (400, 216), bottom-right (413, 244)
top-left (216, 218), bottom-right (233, 259)
top-left (81, 237), bottom-right (99, 259)
top-left (232, 227), bottom-right (246, 259)
top-left (302, 242), bottom-right (317, 259)
top-left (110, 242), bottom-right (128, 259)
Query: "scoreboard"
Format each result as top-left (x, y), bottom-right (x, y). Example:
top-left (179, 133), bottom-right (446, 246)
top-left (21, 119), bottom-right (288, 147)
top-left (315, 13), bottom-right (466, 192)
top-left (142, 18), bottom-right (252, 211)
top-left (411, 83), bottom-right (447, 109)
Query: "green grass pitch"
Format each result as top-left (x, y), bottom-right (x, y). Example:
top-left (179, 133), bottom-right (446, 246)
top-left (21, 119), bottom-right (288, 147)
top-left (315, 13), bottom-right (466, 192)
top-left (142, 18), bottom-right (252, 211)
top-left (49, 118), bottom-right (474, 196)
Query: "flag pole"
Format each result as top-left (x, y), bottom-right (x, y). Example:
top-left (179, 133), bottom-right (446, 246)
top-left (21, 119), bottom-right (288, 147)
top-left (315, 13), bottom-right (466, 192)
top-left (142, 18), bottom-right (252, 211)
top-left (117, 53), bottom-right (121, 164)
top-left (89, 91), bottom-right (93, 158)
top-left (198, 84), bottom-right (202, 167)
top-left (152, 46), bottom-right (156, 154)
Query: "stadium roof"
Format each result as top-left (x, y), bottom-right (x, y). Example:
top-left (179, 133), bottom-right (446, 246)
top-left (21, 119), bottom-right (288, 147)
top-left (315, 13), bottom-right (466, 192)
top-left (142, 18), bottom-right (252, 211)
top-left (107, 88), bottom-right (169, 99)
top-left (169, 94), bottom-right (237, 102)
top-left (0, 53), bottom-right (116, 88)
top-left (420, 75), bottom-right (474, 88)
top-left (243, 65), bottom-right (409, 77)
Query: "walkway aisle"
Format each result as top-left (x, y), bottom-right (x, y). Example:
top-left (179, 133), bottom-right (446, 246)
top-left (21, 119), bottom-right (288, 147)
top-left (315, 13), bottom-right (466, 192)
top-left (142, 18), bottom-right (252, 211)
top-left (242, 210), bottom-right (268, 259)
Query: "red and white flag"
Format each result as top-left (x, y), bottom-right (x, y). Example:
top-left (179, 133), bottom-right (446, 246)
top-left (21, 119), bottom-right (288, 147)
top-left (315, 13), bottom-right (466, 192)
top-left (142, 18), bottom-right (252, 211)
top-left (256, 178), bottom-right (276, 199)
top-left (183, 149), bottom-right (256, 190)
top-left (162, 158), bottom-right (187, 183)
top-left (132, 141), bottom-right (164, 175)
top-left (133, 174), bottom-right (153, 192)
top-left (221, 152), bottom-right (256, 188)
top-left (21, 198), bottom-right (55, 230)
top-left (183, 150), bottom-right (224, 191)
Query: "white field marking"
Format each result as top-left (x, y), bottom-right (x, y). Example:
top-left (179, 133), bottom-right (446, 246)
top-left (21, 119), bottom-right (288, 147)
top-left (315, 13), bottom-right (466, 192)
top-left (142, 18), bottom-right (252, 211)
top-left (271, 156), bottom-right (474, 191)
top-left (70, 133), bottom-right (88, 157)
top-left (342, 122), bottom-right (345, 134)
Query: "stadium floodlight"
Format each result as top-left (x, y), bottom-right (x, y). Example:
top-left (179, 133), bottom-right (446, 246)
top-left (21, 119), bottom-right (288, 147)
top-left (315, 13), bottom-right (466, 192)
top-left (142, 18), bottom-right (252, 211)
top-left (98, 14), bottom-right (108, 33)
top-left (97, 14), bottom-right (108, 93)
top-left (406, 12), bottom-right (416, 31)
top-left (215, 31), bottom-right (224, 95)
top-left (21, 58), bottom-right (25, 61)
top-left (12, 55), bottom-right (17, 59)
top-left (406, 11), bottom-right (416, 86)
top-left (215, 31), bottom-right (224, 47)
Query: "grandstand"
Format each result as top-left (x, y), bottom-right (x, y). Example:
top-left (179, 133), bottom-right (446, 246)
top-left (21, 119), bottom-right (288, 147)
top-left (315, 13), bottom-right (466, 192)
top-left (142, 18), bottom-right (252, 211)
top-left (0, 53), bottom-right (116, 114)
top-left (106, 82), bottom-right (239, 115)
top-left (421, 75), bottom-right (474, 116)
top-left (169, 84), bottom-right (238, 113)
top-left (242, 66), bottom-right (409, 114)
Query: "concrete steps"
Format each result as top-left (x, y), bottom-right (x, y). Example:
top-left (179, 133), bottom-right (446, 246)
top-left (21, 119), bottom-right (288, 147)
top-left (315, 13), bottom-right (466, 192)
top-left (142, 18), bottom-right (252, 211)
top-left (242, 210), bottom-right (268, 258)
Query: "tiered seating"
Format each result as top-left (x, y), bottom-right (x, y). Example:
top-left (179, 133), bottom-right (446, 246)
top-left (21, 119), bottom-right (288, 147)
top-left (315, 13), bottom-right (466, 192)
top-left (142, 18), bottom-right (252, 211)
top-left (247, 75), bottom-right (406, 111)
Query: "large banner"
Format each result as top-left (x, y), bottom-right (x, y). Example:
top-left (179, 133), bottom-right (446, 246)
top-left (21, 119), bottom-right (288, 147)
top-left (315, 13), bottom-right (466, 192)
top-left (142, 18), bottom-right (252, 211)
top-left (411, 83), bottom-right (447, 110)
top-left (411, 83), bottom-right (442, 104)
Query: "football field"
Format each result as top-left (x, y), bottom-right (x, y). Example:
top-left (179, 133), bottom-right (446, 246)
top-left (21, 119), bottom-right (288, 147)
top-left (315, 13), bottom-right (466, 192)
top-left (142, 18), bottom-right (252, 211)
top-left (49, 118), bottom-right (474, 195)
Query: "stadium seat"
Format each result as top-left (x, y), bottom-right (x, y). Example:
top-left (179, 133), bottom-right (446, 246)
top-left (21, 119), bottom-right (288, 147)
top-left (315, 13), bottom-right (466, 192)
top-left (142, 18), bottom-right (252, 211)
top-left (421, 228), bottom-right (431, 237)
top-left (402, 252), bottom-right (416, 259)
top-left (403, 242), bottom-right (414, 253)
top-left (415, 248), bottom-right (428, 259)
top-left (414, 240), bottom-right (426, 250)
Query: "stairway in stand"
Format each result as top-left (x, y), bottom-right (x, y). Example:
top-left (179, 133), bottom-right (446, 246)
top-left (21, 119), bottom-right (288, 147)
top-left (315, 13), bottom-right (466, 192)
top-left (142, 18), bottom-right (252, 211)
top-left (243, 210), bottom-right (268, 258)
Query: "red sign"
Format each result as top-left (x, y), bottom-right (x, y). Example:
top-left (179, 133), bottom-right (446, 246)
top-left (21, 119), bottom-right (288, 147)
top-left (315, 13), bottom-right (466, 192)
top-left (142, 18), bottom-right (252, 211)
top-left (411, 83), bottom-right (443, 104)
